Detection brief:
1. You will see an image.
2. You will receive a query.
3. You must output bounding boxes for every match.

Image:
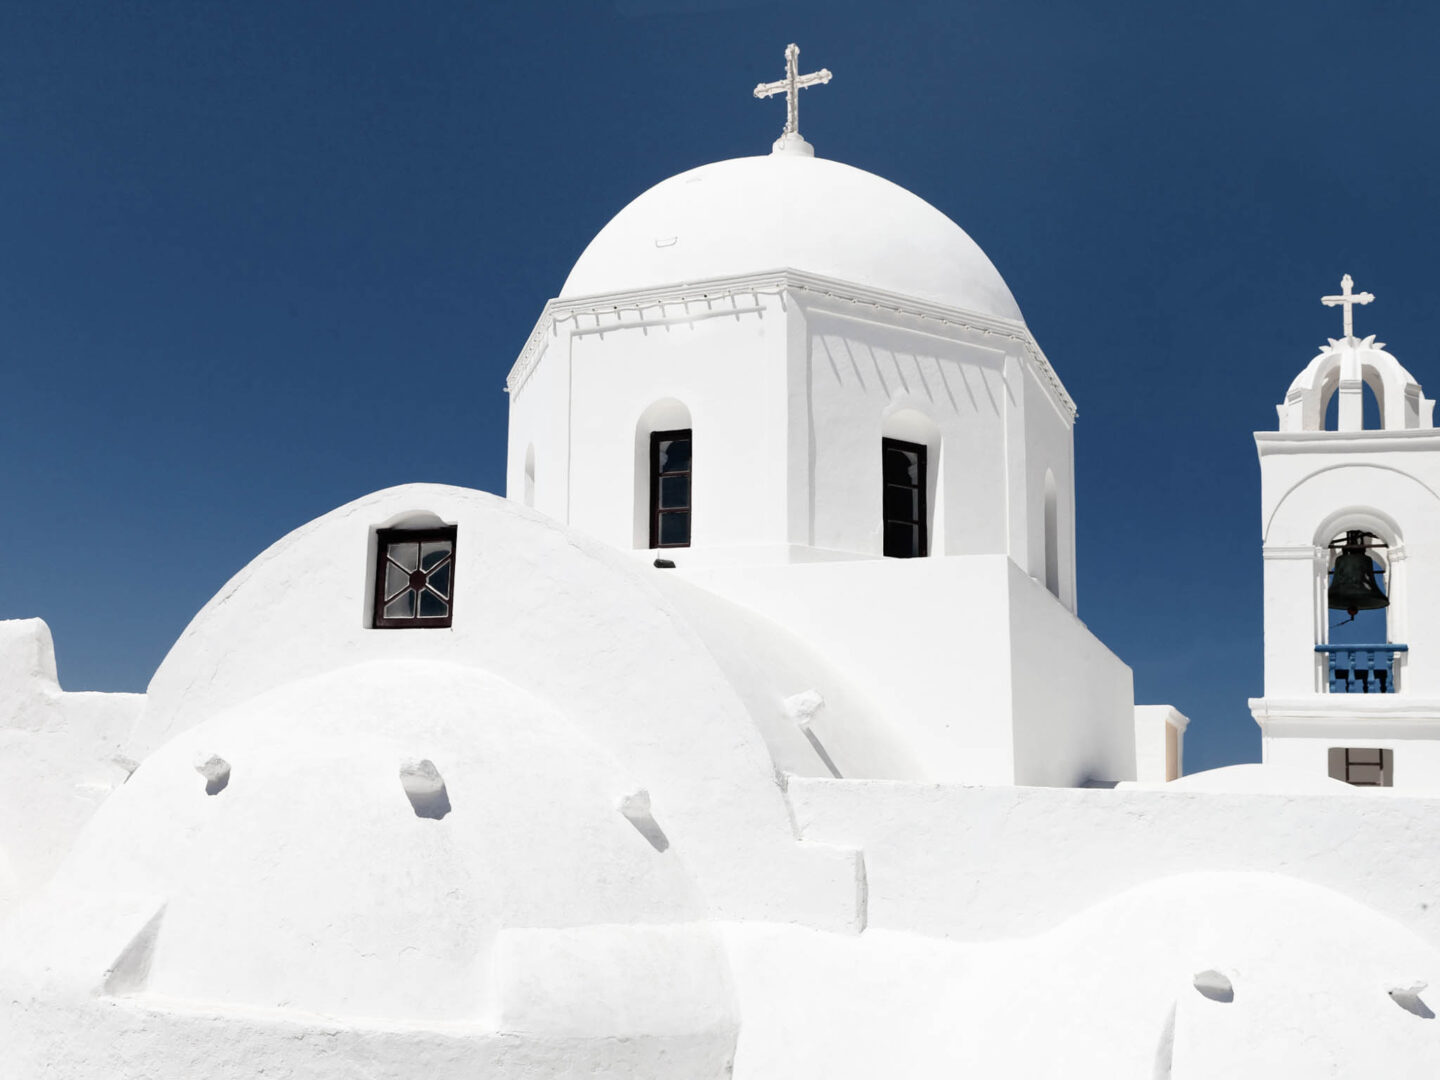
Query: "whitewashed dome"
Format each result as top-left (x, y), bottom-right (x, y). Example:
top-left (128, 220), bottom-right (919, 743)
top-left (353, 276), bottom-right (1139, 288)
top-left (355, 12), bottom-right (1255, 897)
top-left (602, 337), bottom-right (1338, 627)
top-left (560, 153), bottom-right (1024, 323)
top-left (8, 661), bottom-right (725, 1024)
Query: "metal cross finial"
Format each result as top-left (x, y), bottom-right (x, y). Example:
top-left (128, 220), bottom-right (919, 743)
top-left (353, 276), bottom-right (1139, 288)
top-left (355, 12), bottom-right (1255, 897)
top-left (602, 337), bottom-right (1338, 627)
top-left (753, 43), bottom-right (831, 146)
top-left (1321, 274), bottom-right (1376, 340)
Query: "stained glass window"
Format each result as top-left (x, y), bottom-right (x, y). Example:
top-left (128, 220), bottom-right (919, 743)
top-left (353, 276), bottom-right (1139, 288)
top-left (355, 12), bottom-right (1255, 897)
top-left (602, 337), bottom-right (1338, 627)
top-left (373, 526), bottom-right (457, 628)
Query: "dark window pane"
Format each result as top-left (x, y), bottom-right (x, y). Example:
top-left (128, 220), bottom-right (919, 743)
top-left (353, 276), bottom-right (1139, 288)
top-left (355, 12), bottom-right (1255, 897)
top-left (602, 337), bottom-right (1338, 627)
top-left (884, 447), bottom-right (919, 486)
top-left (427, 561), bottom-right (452, 598)
top-left (385, 561), bottom-right (410, 599)
top-left (659, 438), bottom-right (691, 474)
top-left (384, 591), bottom-right (416, 619)
top-left (387, 542), bottom-right (420, 572)
top-left (659, 511), bottom-right (691, 546)
top-left (884, 485), bottom-right (918, 523)
top-left (1348, 764), bottom-right (1384, 784)
top-left (884, 522), bottom-right (920, 558)
top-left (420, 542), bottom-right (452, 571)
top-left (418, 590), bottom-right (449, 618)
top-left (1347, 748), bottom-right (1382, 765)
top-left (659, 475), bottom-right (691, 510)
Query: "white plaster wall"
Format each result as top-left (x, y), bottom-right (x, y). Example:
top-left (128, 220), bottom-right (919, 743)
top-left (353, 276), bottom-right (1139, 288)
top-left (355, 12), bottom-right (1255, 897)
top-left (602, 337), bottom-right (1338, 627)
top-left (1135, 704), bottom-right (1187, 781)
top-left (681, 554), bottom-right (1132, 784)
top-left (802, 308), bottom-right (1011, 558)
top-left (130, 485), bottom-right (860, 930)
top-left (788, 778), bottom-right (1440, 946)
top-left (505, 335), bottom-right (571, 523)
top-left (0, 992), bottom-right (737, 1080)
top-left (650, 572), bottom-right (920, 780)
top-left (1018, 359), bottom-right (1077, 610)
top-left (510, 298), bottom-right (790, 551)
top-left (1263, 731), bottom-right (1440, 789)
top-left (0, 619), bottom-right (143, 914)
top-left (1257, 438), bottom-right (1440, 696)
top-left (722, 873), bottom-right (1440, 1079)
top-left (1007, 562), bottom-right (1135, 785)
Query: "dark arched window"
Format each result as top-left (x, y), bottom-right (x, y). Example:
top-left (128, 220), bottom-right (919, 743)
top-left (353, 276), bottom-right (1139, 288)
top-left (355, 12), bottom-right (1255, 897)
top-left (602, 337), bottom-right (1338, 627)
top-left (882, 437), bottom-right (927, 558)
top-left (650, 430), bottom-right (692, 548)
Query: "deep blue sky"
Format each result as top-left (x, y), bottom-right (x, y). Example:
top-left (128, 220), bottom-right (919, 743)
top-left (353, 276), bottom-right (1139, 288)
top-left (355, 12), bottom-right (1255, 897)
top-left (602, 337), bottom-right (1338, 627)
top-left (3, 1), bottom-right (1437, 772)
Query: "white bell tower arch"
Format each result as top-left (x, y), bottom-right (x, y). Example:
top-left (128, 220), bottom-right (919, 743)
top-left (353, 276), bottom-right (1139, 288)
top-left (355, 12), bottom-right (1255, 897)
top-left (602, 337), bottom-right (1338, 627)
top-left (1250, 276), bottom-right (1440, 789)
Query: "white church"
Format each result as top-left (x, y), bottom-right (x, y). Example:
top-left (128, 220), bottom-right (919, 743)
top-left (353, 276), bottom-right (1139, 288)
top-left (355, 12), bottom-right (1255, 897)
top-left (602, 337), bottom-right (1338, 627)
top-left (3, 45), bottom-right (1440, 1078)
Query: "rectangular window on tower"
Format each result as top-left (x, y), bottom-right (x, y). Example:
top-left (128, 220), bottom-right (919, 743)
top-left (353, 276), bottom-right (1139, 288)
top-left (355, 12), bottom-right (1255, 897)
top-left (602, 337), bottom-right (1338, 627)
top-left (1327, 747), bottom-right (1394, 787)
top-left (882, 437), bottom-right (927, 558)
top-left (650, 429), bottom-right (692, 548)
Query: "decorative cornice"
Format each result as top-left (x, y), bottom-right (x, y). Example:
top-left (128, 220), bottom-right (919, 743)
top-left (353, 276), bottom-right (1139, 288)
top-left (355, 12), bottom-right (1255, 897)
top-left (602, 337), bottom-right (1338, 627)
top-left (504, 268), bottom-right (1076, 418)
top-left (1254, 429), bottom-right (1440, 455)
top-left (1250, 695), bottom-right (1440, 728)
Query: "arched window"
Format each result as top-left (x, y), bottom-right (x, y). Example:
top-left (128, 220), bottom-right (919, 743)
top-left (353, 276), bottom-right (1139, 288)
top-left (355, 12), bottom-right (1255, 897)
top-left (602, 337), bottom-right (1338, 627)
top-left (1320, 362), bottom-right (1386, 431)
top-left (1318, 524), bottom-right (1404, 694)
top-left (881, 407), bottom-right (940, 559)
top-left (650, 429), bottom-right (692, 548)
top-left (882, 438), bottom-right (927, 558)
top-left (634, 399), bottom-right (693, 549)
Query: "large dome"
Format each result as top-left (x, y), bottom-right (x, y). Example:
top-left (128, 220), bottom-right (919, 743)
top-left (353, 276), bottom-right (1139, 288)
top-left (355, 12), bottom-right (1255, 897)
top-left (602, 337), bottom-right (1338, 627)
top-left (560, 154), bottom-right (1024, 323)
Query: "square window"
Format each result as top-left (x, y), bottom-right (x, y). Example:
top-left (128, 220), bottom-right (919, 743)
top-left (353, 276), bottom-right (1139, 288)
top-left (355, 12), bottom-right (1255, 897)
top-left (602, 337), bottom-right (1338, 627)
top-left (373, 525), bottom-right (457, 629)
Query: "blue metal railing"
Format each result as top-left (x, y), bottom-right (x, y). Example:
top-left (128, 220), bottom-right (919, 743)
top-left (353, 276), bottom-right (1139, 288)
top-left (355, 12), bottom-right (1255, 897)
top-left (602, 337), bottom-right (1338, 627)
top-left (1316, 644), bottom-right (1408, 694)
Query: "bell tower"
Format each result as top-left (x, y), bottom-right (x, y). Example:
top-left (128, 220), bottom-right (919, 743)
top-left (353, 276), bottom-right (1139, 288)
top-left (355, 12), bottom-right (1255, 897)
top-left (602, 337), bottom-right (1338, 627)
top-left (1249, 276), bottom-right (1440, 788)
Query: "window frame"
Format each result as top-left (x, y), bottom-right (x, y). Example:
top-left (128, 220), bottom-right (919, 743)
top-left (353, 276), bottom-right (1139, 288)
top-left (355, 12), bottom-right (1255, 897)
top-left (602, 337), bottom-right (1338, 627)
top-left (882, 436), bottom-right (928, 559)
top-left (372, 525), bottom-right (458, 629)
top-left (649, 428), bottom-right (692, 550)
top-left (1327, 746), bottom-right (1394, 787)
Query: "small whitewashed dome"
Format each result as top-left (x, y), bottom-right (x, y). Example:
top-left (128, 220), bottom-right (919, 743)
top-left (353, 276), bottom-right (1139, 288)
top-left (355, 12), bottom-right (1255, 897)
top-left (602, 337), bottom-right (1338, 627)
top-left (560, 154), bottom-right (1024, 323)
top-left (7, 661), bottom-right (729, 1032)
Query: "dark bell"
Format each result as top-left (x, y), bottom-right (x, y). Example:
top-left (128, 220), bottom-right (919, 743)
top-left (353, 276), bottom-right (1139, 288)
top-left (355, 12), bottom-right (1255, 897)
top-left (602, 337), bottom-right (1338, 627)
top-left (1328, 531), bottom-right (1388, 616)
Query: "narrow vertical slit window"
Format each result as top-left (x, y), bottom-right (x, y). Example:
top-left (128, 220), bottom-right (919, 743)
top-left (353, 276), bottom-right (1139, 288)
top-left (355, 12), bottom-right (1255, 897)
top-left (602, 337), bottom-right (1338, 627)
top-left (650, 429), bottom-right (692, 549)
top-left (882, 437), bottom-right (927, 558)
top-left (373, 525), bottom-right (457, 629)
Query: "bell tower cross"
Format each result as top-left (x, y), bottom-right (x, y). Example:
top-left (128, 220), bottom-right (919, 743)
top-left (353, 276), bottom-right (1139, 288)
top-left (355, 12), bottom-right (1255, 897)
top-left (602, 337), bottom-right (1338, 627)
top-left (1321, 274), bottom-right (1375, 341)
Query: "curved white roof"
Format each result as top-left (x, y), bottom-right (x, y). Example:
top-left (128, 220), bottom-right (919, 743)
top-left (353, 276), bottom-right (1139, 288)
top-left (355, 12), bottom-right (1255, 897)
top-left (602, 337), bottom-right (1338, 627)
top-left (560, 154), bottom-right (1024, 323)
top-left (17, 660), bottom-right (721, 1024)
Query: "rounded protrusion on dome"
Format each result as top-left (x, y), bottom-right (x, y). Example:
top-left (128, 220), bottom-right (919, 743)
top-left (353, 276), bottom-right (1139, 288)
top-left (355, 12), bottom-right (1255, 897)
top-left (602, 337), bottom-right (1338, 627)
top-left (559, 155), bottom-right (1023, 323)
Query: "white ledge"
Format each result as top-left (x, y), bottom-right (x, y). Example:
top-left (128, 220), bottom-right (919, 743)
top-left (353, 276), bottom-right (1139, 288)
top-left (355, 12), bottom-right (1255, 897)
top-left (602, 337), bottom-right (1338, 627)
top-left (1254, 429), bottom-right (1440, 455)
top-left (503, 268), bottom-right (1075, 419)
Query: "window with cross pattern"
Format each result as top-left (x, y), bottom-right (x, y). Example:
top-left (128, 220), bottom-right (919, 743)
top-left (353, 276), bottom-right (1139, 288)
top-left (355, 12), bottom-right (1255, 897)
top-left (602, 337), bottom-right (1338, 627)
top-left (372, 526), bottom-right (457, 628)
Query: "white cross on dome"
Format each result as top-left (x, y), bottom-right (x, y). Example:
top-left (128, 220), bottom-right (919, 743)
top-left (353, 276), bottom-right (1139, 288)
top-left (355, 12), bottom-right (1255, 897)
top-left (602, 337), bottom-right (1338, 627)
top-left (753, 43), bottom-right (831, 156)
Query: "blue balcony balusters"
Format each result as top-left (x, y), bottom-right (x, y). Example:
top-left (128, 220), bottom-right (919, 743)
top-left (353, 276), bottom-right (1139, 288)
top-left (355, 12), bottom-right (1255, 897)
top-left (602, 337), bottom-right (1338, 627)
top-left (1315, 644), bottom-right (1408, 693)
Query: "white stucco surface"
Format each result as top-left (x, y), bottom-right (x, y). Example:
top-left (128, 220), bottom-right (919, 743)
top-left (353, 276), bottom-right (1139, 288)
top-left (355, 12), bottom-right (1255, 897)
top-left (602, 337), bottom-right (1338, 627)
top-left (788, 777), bottom-right (1440, 946)
top-left (10, 116), bottom-right (1440, 1078)
top-left (722, 872), bottom-right (1440, 1079)
top-left (0, 619), bottom-right (143, 915)
top-left (127, 484), bottom-right (860, 930)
